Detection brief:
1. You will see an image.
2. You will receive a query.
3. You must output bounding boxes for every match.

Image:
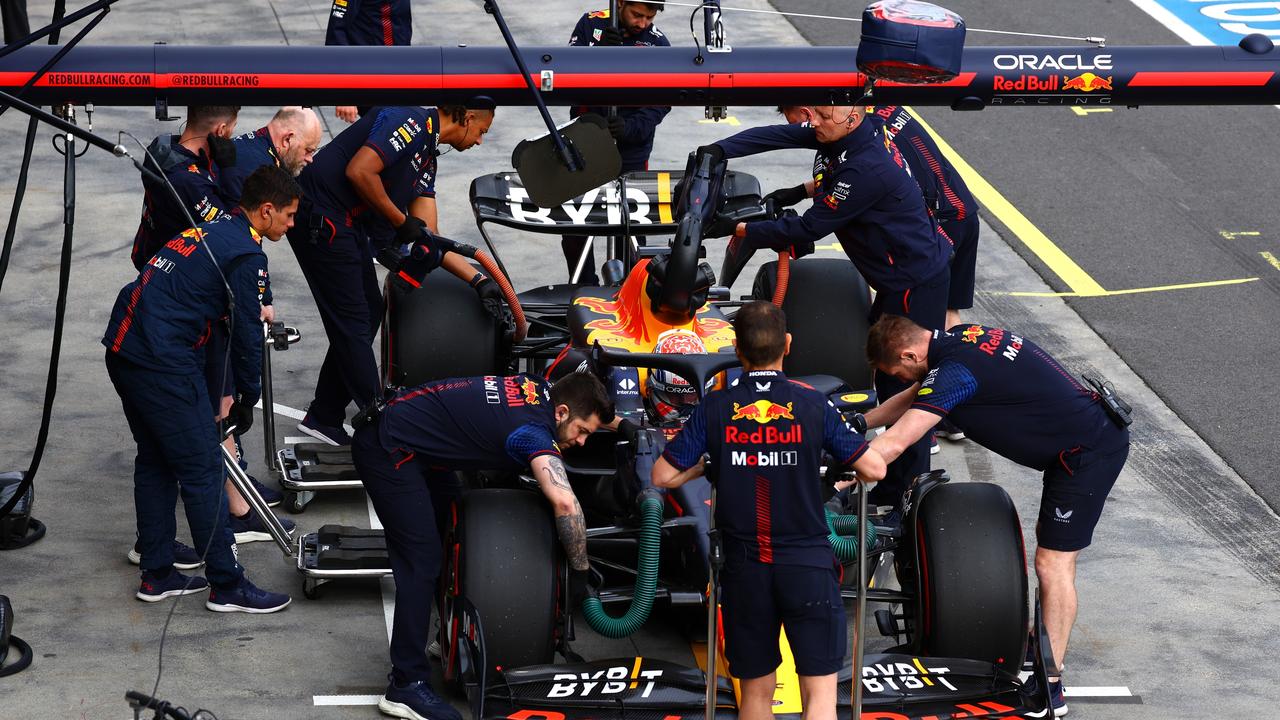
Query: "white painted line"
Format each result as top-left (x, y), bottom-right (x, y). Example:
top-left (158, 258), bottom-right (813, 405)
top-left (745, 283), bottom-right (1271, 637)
top-left (313, 695), bottom-right (381, 706)
top-left (284, 436), bottom-right (311, 446)
top-left (1066, 686), bottom-right (1134, 697)
top-left (1127, 0), bottom-right (1213, 44)
top-left (366, 494), bottom-right (396, 645)
top-left (255, 400), bottom-right (356, 435)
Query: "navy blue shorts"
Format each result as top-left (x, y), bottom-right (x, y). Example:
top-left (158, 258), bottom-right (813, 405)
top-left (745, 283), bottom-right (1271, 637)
top-left (720, 558), bottom-right (846, 679)
top-left (1037, 428), bottom-right (1129, 552)
top-left (940, 215), bottom-right (978, 311)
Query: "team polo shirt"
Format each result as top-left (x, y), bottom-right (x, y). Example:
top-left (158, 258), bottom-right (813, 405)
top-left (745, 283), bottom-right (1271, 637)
top-left (913, 327), bottom-right (1118, 470)
top-left (377, 374), bottom-right (561, 471)
top-left (663, 370), bottom-right (869, 567)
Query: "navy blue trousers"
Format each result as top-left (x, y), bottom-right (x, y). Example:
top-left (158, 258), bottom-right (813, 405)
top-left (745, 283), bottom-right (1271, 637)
top-left (352, 423), bottom-right (461, 683)
top-left (868, 267), bottom-right (950, 508)
top-left (287, 209), bottom-right (383, 426)
top-left (106, 352), bottom-right (243, 586)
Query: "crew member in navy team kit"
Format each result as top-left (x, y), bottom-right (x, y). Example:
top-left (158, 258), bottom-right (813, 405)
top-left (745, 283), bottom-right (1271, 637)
top-left (350, 371), bottom-right (614, 720)
top-left (289, 102), bottom-right (498, 447)
top-left (773, 103), bottom-right (980, 445)
top-left (325, 0), bottom-right (413, 123)
top-left (865, 315), bottom-right (1133, 718)
top-left (707, 105), bottom-right (952, 513)
top-left (132, 105), bottom-right (240, 271)
top-left (220, 106), bottom-right (324, 205)
top-left (653, 302), bottom-right (887, 720)
top-left (561, 0), bottom-right (670, 285)
top-left (104, 166), bottom-right (301, 614)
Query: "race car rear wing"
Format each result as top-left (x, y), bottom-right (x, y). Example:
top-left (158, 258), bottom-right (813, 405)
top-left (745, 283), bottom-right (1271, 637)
top-left (469, 170), bottom-right (765, 237)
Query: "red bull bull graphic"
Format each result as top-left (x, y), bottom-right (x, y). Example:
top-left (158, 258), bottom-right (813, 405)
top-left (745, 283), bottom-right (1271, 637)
top-left (730, 400), bottom-right (796, 425)
top-left (960, 325), bottom-right (984, 344)
top-left (575, 259), bottom-right (735, 353)
top-left (1062, 72), bottom-right (1114, 92)
top-left (521, 379), bottom-right (541, 405)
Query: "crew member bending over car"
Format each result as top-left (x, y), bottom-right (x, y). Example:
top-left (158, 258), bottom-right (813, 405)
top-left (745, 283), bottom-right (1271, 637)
top-left (864, 315), bottom-right (1132, 718)
top-left (351, 371), bottom-right (614, 720)
top-left (653, 302), bottom-right (886, 720)
top-left (562, 0), bottom-right (670, 284)
top-left (104, 166), bottom-right (300, 614)
top-left (706, 106), bottom-right (952, 513)
top-left (289, 102), bottom-right (497, 446)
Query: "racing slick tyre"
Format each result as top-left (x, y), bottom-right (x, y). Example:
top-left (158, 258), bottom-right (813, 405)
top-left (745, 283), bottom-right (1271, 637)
top-left (449, 489), bottom-right (557, 681)
top-left (752, 258), bottom-right (874, 389)
top-left (382, 269), bottom-right (500, 388)
top-left (912, 482), bottom-right (1028, 674)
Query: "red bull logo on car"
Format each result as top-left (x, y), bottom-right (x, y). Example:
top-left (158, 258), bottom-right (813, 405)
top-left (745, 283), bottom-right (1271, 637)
top-left (730, 400), bottom-right (795, 424)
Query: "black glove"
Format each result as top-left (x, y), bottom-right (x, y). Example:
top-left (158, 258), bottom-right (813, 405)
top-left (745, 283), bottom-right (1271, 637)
top-left (695, 143), bottom-right (726, 167)
top-left (615, 417), bottom-right (640, 442)
top-left (702, 215), bottom-right (739, 239)
top-left (606, 114), bottom-right (627, 141)
top-left (568, 568), bottom-right (592, 609)
top-left (395, 215), bottom-right (428, 247)
top-left (847, 412), bottom-right (868, 435)
top-left (222, 394), bottom-right (256, 436)
top-left (206, 133), bottom-right (237, 169)
top-left (765, 184), bottom-right (809, 208)
top-left (469, 274), bottom-right (505, 321)
top-left (598, 25), bottom-right (625, 46)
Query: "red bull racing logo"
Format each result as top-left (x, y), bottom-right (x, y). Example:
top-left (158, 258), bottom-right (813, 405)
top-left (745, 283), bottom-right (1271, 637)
top-left (730, 400), bottom-right (795, 424)
top-left (1062, 72), bottom-right (1113, 92)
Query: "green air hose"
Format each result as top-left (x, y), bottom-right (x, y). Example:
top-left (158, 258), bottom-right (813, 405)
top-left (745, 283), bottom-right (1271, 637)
top-left (582, 493), bottom-right (664, 639)
top-left (826, 508), bottom-right (877, 562)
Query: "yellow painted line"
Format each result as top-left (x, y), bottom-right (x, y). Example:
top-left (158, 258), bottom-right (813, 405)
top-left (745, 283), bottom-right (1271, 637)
top-left (906, 106), bottom-right (1108, 297)
top-left (656, 172), bottom-right (673, 224)
top-left (699, 116), bottom-right (742, 126)
top-left (1261, 251), bottom-right (1280, 271)
top-left (816, 242), bottom-right (842, 252)
top-left (1070, 106), bottom-right (1114, 116)
top-left (629, 656), bottom-right (643, 689)
top-left (991, 276), bottom-right (1259, 297)
top-left (1220, 230), bottom-right (1261, 240)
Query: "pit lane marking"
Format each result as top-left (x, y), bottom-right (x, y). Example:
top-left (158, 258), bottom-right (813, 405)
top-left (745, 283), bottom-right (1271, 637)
top-left (1260, 251), bottom-right (1280, 271)
top-left (989, 275), bottom-right (1259, 297)
top-left (698, 115), bottom-right (742, 126)
top-left (1070, 107), bottom-right (1114, 116)
top-left (313, 695), bottom-right (381, 706)
top-left (1220, 231), bottom-right (1261, 240)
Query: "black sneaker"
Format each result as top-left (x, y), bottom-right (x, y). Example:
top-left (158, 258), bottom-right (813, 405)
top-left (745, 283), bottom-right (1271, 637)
top-left (298, 414), bottom-right (351, 446)
top-left (379, 675), bottom-right (462, 720)
top-left (229, 511), bottom-right (296, 544)
top-left (137, 569), bottom-right (209, 602)
top-left (1024, 674), bottom-right (1068, 718)
top-left (247, 474), bottom-right (283, 508)
top-left (128, 539), bottom-right (205, 571)
top-left (206, 577), bottom-right (291, 614)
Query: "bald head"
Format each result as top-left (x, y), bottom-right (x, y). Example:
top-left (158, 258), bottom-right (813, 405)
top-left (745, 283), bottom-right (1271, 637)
top-left (269, 106), bottom-right (323, 176)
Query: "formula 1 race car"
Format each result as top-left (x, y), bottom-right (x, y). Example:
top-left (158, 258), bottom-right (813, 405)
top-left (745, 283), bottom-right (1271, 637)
top-left (375, 149), bottom-right (1056, 719)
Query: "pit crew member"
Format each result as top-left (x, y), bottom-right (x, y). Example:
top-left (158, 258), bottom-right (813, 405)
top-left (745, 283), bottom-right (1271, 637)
top-left (104, 166), bottom-right (300, 613)
top-left (288, 102), bottom-right (496, 446)
top-left (132, 105), bottom-right (239, 271)
top-left (325, 0), bottom-right (412, 123)
top-left (706, 105), bottom-right (952, 511)
top-left (653, 301), bottom-right (886, 720)
top-left (351, 371), bottom-right (614, 720)
top-left (561, 1), bottom-right (670, 285)
top-left (865, 315), bottom-right (1132, 718)
top-left (220, 106), bottom-right (324, 205)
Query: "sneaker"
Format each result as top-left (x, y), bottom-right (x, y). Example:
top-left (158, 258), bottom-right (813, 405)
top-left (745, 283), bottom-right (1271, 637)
top-left (298, 414), bottom-right (351, 446)
top-left (137, 569), bottom-right (209, 602)
top-left (247, 474), bottom-right (283, 508)
top-left (1024, 675), bottom-right (1068, 718)
top-left (930, 435), bottom-right (940, 455)
top-left (934, 418), bottom-right (966, 441)
top-left (379, 676), bottom-right (462, 720)
top-left (230, 510), bottom-right (296, 544)
top-left (206, 577), bottom-right (291, 614)
top-left (128, 539), bottom-right (205, 571)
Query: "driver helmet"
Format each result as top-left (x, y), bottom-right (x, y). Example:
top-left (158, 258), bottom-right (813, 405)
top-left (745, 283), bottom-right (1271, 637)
top-left (645, 329), bottom-right (708, 426)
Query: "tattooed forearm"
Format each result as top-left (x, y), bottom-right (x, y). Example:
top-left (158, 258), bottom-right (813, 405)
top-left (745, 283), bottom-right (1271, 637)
top-left (555, 499), bottom-right (589, 571)
top-left (547, 457), bottom-right (572, 491)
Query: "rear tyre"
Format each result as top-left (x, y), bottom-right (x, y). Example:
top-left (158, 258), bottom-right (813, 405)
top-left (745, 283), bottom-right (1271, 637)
top-left (382, 270), bottom-right (499, 388)
top-left (912, 482), bottom-right (1028, 673)
top-left (451, 489), bottom-right (557, 680)
top-left (752, 258), bottom-right (874, 388)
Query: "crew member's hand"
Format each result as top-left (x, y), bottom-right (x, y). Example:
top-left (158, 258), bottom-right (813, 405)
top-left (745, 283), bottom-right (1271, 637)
top-left (222, 394), bottom-right (256, 436)
top-left (206, 133), bottom-right (237, 169)
top-left (260, 304), bottom-right (275, 323)
top-left (702, 215), bottom-right (739, 239)
top-left (598, 25), bottom-right (625, 46)
top-left (568, 568), bottom-right (593, 608)
top-left (695, 143), bottom-right (726, 166)
top-left (395, 215), bottom-right (428, 246)
top-left (470, 274), bottom-right (505, 322)
top-left (606, 115), bottom-right (627, 141)
top-left (764, 184), bottom-right (809, 208)
top-left (335, 106), bottom-right (359, 123)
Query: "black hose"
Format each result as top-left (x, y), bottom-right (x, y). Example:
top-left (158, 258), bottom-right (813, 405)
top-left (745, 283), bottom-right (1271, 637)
top-left (0, 116), bottom-right (38, 295)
